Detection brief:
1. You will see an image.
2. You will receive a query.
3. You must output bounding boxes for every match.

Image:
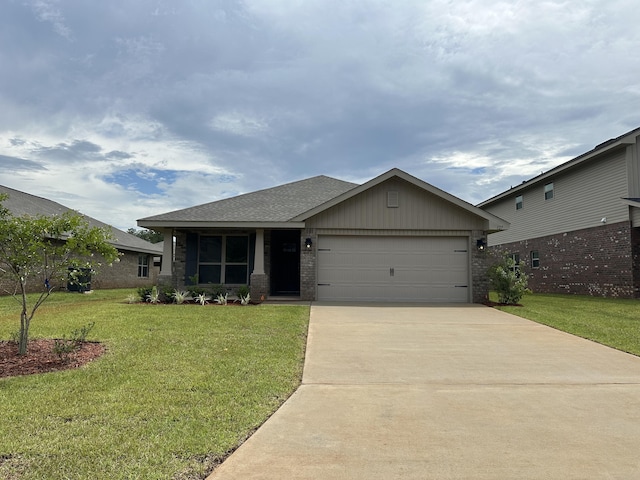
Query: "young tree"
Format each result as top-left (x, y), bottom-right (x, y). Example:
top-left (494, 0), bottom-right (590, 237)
top-left (487, 255), bottom-right (531, 305)
top-left (0, 194), bottom-right (120, 355)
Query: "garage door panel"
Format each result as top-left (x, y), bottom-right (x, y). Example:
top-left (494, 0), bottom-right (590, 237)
top-left (317, 236), bottom-right (469, 303)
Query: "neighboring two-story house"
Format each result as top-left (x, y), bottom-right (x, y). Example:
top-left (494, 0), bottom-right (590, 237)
top-left (478, 126), bottom-right (640, 298)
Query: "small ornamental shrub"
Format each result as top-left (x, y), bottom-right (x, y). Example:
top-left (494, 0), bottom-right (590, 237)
top-left (209, 284), bottom-right (227, 298)
top-left (146, 286), bottom-right (161, 304)
top-left (172, 290), bottom-right (192, 304)
top-left (214, 293), bottom-right (228, 305)
top-left (195, 293), bottom-right (211, 306)
top-left (239, 293), bottom-right (251, 305)
top-left (488, 256), bottom-right (531, 304)
top-left (137, 286), bottom-right (153, 302)
top-left (53, 322), bottom-right (95, 362)
top-left (236, 285), bottom-right (250, 299)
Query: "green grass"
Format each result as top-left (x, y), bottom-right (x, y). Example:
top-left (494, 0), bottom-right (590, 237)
top-left (492, 292), bottom-right (640, 356)
top-left (0, 290), bottom-right (310, 479)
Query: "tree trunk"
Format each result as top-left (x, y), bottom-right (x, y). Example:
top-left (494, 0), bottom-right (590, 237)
top-left (18, 281), bottom-right (30, 355)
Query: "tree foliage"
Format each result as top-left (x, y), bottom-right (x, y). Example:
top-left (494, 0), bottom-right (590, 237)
top-left (0, 194), bottom-right (120, 354)
top-left (127, 228), bottom-right (163, 244)
top-left (487, 255), bottom-right (531, 305)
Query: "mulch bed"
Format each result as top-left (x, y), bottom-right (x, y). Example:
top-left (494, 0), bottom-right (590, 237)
top-left (0, 339), bottom-right (106, 379)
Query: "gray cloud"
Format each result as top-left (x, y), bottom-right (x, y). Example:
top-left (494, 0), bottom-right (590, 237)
top-left (0, 0), bottom-right (639, 229)
top-left (0, 154), bottom-right (46, 172)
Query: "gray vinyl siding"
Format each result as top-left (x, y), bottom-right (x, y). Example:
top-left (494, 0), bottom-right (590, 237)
top-left (306, 178), bottom-right (486, 230)
top-left (485, 150), bottom-right (629, 245)
top-left (627, 137), bottom-right (640, 197)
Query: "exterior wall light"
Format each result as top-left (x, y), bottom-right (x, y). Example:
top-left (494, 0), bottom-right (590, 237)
top-left (476, 239), bottom-right (486, 251)
top-left (305, 237), bottom-right (313, 250)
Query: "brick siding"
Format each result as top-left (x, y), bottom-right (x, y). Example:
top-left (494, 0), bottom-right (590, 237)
top-left (489, 221), bottom-right (639, 298)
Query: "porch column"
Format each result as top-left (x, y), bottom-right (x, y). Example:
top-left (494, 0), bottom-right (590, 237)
top-left (250, 228), bottom-right (269, 301)
top-left (253, 229), bottom-right (265, 275)
top-left (159, 229), bottom-right (174, 283)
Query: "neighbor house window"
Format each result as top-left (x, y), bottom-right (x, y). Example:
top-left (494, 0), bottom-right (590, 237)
top-left (510, 253), bottom-right (520, 274)
top-left (138, 255), bottom-right (149, 278)
top-left (198, 235), bottom-right (249, 284)
top-left (544, 182), bottom-right (554, 200)
top-left (530, 250), bottom-right (540, 269)
top-left (515, 195), bottom-right (523, 210)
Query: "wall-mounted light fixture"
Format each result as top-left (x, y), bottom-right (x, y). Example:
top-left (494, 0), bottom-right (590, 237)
top-left (476, 239), bottom-right (486, 251)
top-left (305, 237), bottom-right (313, 250)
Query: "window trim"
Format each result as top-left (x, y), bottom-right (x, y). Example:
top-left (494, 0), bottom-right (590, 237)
top-left (530, 250), bottom-right (540, 269)
top-left (137, 254), bottom-right (150, 278)
top-left (197, 234), bottom-right (249, 285)
top-left (510, 253), bottom-right (520, 274)
top-left (544, 182), bottom-right (554, 200)
top-left (515, 195), bottom-right (523, 210)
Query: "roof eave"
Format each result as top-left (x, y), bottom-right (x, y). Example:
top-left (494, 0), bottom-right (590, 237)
top-left (137, 220), bottom-right (306, 229)
top-left (479, 134), bottom-right (638, 207)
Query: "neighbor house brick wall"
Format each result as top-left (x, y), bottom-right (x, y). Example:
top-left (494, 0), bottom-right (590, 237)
top-left (91, 251), bottom-right (159, 289)
top-left (0, 250), bottom-right (158, 295)
top-left (488, 221), bottom-right (637, 298)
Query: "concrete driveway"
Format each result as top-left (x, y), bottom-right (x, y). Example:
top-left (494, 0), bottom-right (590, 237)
top-left (208, 304), bottom-right (640, 479)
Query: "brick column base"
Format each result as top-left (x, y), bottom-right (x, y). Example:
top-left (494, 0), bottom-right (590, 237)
top-left (250, 273), bottom-right (269, 302)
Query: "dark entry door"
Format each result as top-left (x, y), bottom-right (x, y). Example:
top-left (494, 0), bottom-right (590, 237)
top-left (270, 230), bottom-right (301, 296)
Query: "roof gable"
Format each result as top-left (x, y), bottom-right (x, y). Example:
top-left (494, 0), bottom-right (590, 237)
top-left (294, 169), bottom-right (508, 231)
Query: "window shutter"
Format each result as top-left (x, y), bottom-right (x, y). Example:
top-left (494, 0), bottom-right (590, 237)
top-left (185, 233), bottom-right (198, 284)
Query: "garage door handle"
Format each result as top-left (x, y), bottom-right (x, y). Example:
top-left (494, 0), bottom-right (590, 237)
top-left (455, 285), bottom-right (468, 288)
top-left (390, 267), bottom-right (394, 277)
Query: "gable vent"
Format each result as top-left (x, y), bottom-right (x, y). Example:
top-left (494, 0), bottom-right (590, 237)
top-left (387, 191), bottom-right (399, 208)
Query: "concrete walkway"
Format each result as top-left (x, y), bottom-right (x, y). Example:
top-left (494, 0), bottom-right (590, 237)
top-left (207, 304), bottom-right (640, 479)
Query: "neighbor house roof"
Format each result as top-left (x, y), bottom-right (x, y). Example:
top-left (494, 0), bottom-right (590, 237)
top-left (478, 126), bottom-right (640, 207)
top-left (138, 169), bottom-right (508, 232)
top-left (138, 175), bottom-right (358, 229)
top-left (0, 185), bottom-right (162, 255)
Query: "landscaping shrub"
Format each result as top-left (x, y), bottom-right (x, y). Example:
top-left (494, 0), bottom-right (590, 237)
top-left (488, 255), bottom-right (531, 304)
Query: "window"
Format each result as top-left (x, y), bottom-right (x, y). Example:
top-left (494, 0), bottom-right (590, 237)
top-left (198, 235), bottom-right (249, 284)
top-left (515, 195), bottom-right (523, 210)
top-left (530, 250), bottom-right (540, 269)
top-left (544, 182), bottom-right (554, 200)
top-left (137, 255), bottom-right (149, 278)
top-left (510, 253), bottom-right (520, 274)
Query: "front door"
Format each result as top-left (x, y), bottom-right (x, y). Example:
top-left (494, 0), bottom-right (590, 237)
top-left (270, 230), bottom-right (301, 296)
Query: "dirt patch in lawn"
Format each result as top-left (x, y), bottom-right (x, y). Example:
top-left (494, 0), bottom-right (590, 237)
top-left (0, 339), bottom-right (105, 379)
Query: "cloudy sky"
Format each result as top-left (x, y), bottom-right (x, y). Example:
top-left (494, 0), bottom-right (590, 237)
top-left (1, 0), bottom-right (639, 230)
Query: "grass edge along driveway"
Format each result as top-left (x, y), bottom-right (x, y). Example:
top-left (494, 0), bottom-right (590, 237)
top-left (493, 292), bottom-right (640, 357)
top-left (0, 290), bottom-right (310, 480)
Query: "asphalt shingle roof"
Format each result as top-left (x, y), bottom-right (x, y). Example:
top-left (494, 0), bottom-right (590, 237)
top-left (0, 185), bottom-right (162, 255)
top-left (140, 175), bottom-right (358, 223)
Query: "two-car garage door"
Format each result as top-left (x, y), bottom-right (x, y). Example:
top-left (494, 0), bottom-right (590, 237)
top-left (316, 236), bottom-right (470, 303)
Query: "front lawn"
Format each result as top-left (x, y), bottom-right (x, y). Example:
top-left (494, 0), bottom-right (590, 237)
top-left (0, 289), bottom-right (310, 479)
top-left (492, 293), bottom-right (640, 356)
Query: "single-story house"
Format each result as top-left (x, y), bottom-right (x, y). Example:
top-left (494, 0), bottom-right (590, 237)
top-left (0, 184), bottom-right (163, 293)
top-left (478, 126), bottom-right (640, 298)
top-left (138, 168), bottom-right (508, 303)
